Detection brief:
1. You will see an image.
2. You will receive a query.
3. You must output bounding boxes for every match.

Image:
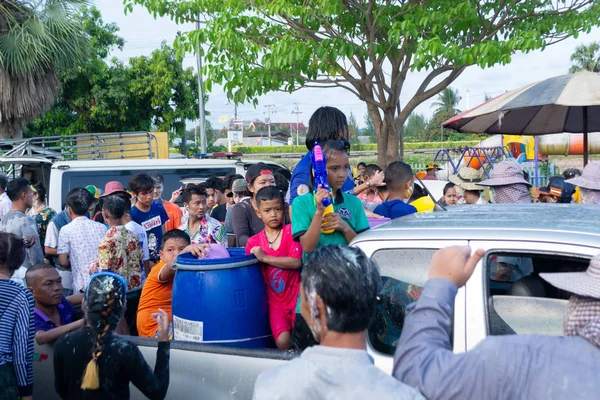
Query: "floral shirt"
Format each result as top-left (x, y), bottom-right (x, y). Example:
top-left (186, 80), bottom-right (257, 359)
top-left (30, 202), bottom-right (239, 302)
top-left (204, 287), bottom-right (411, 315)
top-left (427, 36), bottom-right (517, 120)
top-left (28, 205), bottom-right (57, 255)
top-left (89, 226), bottom-right (143, 290)
top-left (179, 214), bottom-right (227, 247)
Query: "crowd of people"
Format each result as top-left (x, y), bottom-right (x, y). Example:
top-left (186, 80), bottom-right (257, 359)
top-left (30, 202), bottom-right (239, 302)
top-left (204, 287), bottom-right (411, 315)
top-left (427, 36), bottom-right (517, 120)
top-left (0, 105), bottom-right (599, 399)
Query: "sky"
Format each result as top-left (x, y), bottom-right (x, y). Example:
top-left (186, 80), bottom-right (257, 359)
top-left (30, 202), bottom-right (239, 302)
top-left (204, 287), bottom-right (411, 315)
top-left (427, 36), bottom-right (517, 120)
top-left (98, 1), bottom-right (600, 130)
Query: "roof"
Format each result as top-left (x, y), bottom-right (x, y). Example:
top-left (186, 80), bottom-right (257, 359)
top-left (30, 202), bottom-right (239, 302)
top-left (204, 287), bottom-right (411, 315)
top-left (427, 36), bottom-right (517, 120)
top-left (213, 137), bottom-right (288, 147)
top-left (50, 158), bottom-right (285, 170)
top-left (246, 130), bottom-right (291, 138)
top-left (352, 204), bottom-right (600, 248)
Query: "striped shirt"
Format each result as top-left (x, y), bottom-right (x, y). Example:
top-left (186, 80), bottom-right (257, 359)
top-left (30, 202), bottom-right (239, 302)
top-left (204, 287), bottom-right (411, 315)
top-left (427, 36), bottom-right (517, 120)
top-left (0, 279), bottom-right (35, 396)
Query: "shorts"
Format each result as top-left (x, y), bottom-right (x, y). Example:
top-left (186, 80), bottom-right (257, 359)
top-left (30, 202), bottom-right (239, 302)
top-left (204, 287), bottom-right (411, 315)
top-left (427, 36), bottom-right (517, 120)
top-left (269, 304), bottom-right (296, 341)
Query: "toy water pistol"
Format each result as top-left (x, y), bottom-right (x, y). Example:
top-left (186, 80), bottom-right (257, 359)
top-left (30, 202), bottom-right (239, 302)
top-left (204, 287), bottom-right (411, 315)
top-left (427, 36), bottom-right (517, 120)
top-left (312, 141), bottom-right (335, 234)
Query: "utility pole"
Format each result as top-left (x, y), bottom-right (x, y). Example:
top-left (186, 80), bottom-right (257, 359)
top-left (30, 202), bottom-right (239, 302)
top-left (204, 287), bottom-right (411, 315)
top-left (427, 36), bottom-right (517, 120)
top-left (292, 103), bottom-right (303, 146)
top-left (264, 105), bottom-right (276, 146)
top-left (195, 21), bottom-right (207, 154)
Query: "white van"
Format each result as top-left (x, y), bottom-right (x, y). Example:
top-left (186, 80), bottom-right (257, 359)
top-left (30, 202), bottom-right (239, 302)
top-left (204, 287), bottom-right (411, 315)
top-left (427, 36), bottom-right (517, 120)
top-left (47, 158), bottom-right (288, 210)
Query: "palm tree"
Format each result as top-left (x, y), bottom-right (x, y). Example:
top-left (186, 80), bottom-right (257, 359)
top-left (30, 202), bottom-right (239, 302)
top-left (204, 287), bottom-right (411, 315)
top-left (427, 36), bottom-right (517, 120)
top-left (569, 42), bottom-right (600, 73)
top-left (0, 1), bottom-right (88, 139)
top-left (431, 87), bottom-right (461, 116)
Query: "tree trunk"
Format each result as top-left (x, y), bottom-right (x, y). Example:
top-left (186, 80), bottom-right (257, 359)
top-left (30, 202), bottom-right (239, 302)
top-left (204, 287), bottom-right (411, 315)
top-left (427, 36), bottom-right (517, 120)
top-left (0, 119), bottom-right (23, 139)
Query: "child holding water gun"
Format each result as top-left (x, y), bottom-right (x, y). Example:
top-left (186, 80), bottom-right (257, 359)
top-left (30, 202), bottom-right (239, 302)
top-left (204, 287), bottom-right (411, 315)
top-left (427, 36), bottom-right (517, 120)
top-left (292, 139), bottom-right (369, 256)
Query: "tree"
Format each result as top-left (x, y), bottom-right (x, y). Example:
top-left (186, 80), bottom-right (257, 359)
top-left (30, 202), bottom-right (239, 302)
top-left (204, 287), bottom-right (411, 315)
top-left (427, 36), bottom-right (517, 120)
top-left (0, 0), bottom-right (88, 138)
top-left (403, 113), bottom-right (427, 142)
top-left (363, 112), bottom-right (375, 136)
top-left (126, 0), bottom-right (600, 165)
top-left (424, 110), bottom-right (456, 142)
top-left (348, 112), bottom-right (360, 144)
top-left (431, 87), bottom-right (461, 116)
top-left (569, 42), bottom-right (600, 73)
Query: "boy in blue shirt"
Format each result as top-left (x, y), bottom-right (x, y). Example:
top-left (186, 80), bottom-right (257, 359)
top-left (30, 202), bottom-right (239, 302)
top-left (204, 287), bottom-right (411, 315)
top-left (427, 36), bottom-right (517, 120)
top-left (129, 173), bottom-right (169, 268)
top-left (374, 161), bottom-right (417, 219)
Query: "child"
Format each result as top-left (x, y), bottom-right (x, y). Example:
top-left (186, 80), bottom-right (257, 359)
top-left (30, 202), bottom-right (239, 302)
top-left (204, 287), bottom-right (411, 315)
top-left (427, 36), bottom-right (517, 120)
top-left (246, 187), bottom-right (302, 350)
top-left (129, 173), bottom-right (170, 265)
top-left (137, 230), bottom-right (208, 338)
top-left (373, 161), bottom-right (417, 219)
top-left (292, 139), bottom-right (369, 256)
top-left (357, 164), bottom-right (384, 211)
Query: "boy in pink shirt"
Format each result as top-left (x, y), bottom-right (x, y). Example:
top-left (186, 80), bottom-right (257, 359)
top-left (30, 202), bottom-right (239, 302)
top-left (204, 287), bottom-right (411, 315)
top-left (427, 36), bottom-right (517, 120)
top-left (246, 186), bottom-right (302, 350)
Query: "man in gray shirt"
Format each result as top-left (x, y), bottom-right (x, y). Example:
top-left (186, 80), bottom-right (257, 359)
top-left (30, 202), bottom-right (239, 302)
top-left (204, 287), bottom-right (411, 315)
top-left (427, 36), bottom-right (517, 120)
top-left (0, 178), bottom-right (44, 285)
top-left (253, 245), bottom-right (423, 400)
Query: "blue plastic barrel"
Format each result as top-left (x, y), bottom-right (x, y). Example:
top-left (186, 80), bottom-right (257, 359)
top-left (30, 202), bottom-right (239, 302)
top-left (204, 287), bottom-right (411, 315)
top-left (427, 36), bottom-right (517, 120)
top-left (172, 248), bottom-right (272, 348)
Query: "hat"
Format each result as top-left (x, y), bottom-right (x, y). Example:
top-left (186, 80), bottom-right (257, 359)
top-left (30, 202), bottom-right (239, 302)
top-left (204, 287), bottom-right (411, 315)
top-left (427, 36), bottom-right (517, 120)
top-left (426, 162), bottom-right (441, 171)
top-left (479, 161), bottom-right (531, 187)
top-left (449, 167), bottom-right (485, 191)
top-left (537, 177), bottom-right (575, 200)
top-left (565, 162), bottom-right (600, 190)
top-left (227, 178), bottom-right (247, 197)
top-left (85, 185), bottom-right (103, 199)
top-left (100, 181), bottom-right (132, 198)
top-left (246, 162), bottom-right (272, 184)
top-left (540, 253), bottom-right (600, 299)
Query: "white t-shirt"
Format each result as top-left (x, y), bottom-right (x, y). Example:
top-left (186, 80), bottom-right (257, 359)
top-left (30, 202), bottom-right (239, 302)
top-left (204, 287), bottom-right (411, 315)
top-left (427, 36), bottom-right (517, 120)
top-left (44, 220), bottom-right (59, 248)
top-left (125, 221), bottom-right (150, 261)
top-left (0, 192), bottom-right (12, 219)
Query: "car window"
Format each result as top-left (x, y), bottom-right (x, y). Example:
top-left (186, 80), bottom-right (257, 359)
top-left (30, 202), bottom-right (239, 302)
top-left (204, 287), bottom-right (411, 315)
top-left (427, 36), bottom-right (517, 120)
top-left (368, 248), bottom-right (436, 355)
top-left (485, 252), bottom-right (589, 337)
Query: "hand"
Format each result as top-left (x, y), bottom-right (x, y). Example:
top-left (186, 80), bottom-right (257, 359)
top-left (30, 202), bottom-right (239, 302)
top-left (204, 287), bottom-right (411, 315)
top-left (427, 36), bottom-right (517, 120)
top-left (369, 170), bottom-right (385, 187)
top-left (321, 212), bottom-right (350, 233)
top-left (315, 185), bottom-right (331, 213)
top-left (170, 186), bottom-right (184, 203)
top-left (429, 246), bottom-right (485, 288)
top-left (184, 243), bottom-right (210, 258)
top-left (153, 308), bottom-right (170, 342)
top-left (23, 235), bottom-right (36, 248)
top-left (250, 246), bottom-right (266, 262)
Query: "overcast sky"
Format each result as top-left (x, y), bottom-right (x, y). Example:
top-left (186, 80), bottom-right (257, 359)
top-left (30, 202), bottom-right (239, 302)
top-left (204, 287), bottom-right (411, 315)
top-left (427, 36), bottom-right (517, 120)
top-left (99, 1), bottom-right (600, 130)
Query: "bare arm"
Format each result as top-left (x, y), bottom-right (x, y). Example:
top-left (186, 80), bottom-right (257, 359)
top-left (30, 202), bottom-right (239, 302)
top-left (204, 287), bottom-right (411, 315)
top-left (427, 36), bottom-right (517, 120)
top-left (158, 263), bottom-right (176, 283)
top-left (259, 255), bottom-right (301, 270)
top-left (35, 320), bottom-right (84, 345)
top-left (66, 293), bottom-right (83, 306)
top-left (57, 253), bottom-right (69, 268)
top-left (298, 209), bottom-right (324, 254)
top-left (44, 246), bottom-right (58, 256)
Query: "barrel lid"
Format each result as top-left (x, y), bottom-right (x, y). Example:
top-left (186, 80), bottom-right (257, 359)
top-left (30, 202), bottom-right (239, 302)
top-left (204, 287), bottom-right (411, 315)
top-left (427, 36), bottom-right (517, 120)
top-left (175, 248), bottom-right (258, 271)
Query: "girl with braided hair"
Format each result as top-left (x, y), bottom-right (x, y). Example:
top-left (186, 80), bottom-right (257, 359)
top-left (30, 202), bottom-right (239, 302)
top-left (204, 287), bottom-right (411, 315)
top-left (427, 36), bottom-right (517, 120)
top-left (53, 272), bottom-right (170, 399)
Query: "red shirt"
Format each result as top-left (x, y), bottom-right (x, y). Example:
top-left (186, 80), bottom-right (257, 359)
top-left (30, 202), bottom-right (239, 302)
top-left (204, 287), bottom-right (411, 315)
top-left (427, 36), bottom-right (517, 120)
top-left (246, 225), bottom-right (302, 311)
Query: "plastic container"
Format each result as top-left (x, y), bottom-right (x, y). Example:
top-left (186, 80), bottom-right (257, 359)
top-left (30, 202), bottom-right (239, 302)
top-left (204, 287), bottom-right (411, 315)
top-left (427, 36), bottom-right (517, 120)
top-left (172, 248), bottom-right (272, 348)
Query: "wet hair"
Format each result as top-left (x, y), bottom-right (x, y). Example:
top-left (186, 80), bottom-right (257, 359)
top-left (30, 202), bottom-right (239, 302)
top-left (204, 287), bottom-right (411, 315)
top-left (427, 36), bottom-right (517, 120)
top-left (409, 183), bottom-right (426, 203)
top-left (128, 173), bottom-right (155, 195)
top-left (364, 164), bottom-right (382, 178)
top-left (305, 107), bottom-right (348, 151)
top-left (6, 178), bottom-right (30, 202)
top-left (66, 187), bottom-right (93, 216)
top-left (81, 272), bottom-right (127, 390)
top-left (273, 172), bottom-right (289, 195)
top-left (255, 186), bottom-right (285, 208)
top-left (223, 173), bottom-right (244, 191)
top-left (102, 196), bottom-right (127, 220)
top-left (111, 192), bottom-right (132, 211)
top-left (205, 176), bottom-right (224, 192)
top-left (302, 245), bottom-right (381, 333)
top-left (0, 173), bottom-right (8, 191)
top-left (25, 263), bottom-right (55, 287)
top-left (443, 182), bottom-right (456, 196)
top-left (0, 232), bottom-right (26, 272)
top-left (162, 229), bottom-right (191, 248)
top-left (384, 161), bottom-right (413, 191)
top-left (32, 182), bottom-right (47, 203)
top-left (181, 184), bottom-right (207, 204)
top-left (357, 162), bottom-right (367, 169)
top-left (147, 172), bottom-right (164, 186)
top-left (563, 168), bottom-right (582, 180)
top-left (322, 139), bottom-right (351, 161)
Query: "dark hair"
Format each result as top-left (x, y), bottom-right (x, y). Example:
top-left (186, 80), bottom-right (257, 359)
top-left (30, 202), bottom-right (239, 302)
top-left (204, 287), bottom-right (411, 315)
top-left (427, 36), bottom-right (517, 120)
top-left (305, 107), bottom-right (348, 151)
top-left (409, 183), bottom-right (426, 203)
top-left (25, 263), bottom-right (56, 287)
top-left (277, 168), bottom-right (292, 181)
top-left (463, 189), bottom-right (481, 197)
top-left (384, 161), bottom-right (413, 191)
top-left (162, 229), bottom-right (191, 248)
top-left (102, 196), bottom-right (127, 220)
top-left (357, 162), bottom-right (367, 169)
top-left (128, 173), bottom-right (155, 195)
top-left (205, 176), bottom-right (224, 192)
top-left (0, 232), bottom-right (26, 271)
top-left (6, 178), bottom-right (30, 202)
top-left (364, 164), bottom-right (382, 178)
top-left (147, 172), bottom-right (164, 186)
top-left (0, 173), bottom-right (8, 191)
top-left (302, 245), bottom-right (380, 333)
top-left (563, 168), bottom-right (582, 180)
top-left (255, 186), bottom-right (285, 208)
top-left (181, 184), bottom-right (207, 204)
top-left (273, 172), bottom-right (289, 195)
top-left (32, 182), bottom-right (47, 203)
top-left (322, 139), bottom-right (351, 160)
top-left (443, 182), bottom-right (456, 196)
top-left (111, 192), bottom-right (132, 211)
top-left (66, 188), bottom-right (93, 216)
top-left (223, 173), bottom-right (244, 191)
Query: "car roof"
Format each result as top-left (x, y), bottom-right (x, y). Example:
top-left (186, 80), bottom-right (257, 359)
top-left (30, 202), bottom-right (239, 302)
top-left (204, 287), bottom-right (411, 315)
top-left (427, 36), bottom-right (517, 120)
top-left (353, 204), bottom-right (600, 248)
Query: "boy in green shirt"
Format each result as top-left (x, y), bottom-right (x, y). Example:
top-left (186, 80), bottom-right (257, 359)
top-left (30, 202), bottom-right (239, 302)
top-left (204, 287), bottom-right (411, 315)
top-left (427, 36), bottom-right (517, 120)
top-left (292, 139), bottom-right (370, 255)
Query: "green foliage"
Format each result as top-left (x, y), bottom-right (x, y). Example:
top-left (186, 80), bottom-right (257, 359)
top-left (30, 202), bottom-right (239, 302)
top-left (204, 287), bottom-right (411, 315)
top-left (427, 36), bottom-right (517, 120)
top-left (403, 113), bottom-right (428, 142)
top-left (431, 87), bottom-right (461, 115)
top-left (424, 109), bottom-right (457, 142)
top-left (348, 112), bottom-right (360, 144)
top-left (125, 0), bottom-right (600, 164)
top-left (569, 42), bottom-right (600, 73)
top-left (363, 112), bottom-right (375, 136)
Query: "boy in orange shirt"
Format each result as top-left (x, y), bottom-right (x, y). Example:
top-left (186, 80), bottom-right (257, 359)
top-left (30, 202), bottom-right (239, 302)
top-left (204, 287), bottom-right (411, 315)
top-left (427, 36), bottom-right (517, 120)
top-left (137, 229), bottom-right (209, 338)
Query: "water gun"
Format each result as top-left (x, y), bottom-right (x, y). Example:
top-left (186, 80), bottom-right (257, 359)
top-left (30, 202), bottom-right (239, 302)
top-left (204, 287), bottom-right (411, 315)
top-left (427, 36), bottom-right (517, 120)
top-left (312, 141), bottom-right (335, 234)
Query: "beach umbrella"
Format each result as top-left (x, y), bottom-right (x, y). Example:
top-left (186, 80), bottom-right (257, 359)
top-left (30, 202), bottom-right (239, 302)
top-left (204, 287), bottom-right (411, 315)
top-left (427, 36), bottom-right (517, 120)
top-left (443, 71), bottom-right (600, 165)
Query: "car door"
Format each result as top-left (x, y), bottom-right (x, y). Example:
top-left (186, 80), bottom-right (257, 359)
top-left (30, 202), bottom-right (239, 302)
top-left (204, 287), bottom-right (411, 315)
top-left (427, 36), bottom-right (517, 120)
top-left (352, 239), bottom-right (469, 375)
top-left (466, 240), bottom-right (599, 351)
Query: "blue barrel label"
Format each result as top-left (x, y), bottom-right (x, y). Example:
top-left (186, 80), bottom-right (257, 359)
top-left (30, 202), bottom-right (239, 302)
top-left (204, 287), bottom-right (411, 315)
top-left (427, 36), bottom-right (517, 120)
top-left (173, 315), bottom-right (204, 342)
